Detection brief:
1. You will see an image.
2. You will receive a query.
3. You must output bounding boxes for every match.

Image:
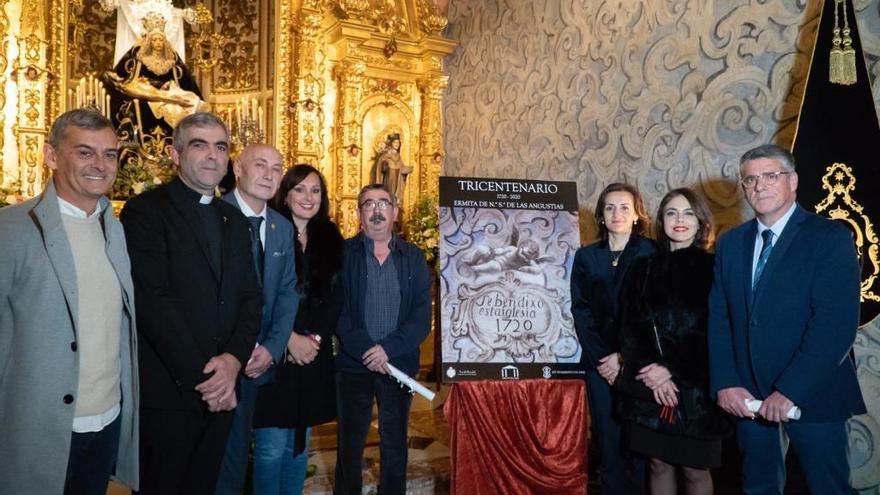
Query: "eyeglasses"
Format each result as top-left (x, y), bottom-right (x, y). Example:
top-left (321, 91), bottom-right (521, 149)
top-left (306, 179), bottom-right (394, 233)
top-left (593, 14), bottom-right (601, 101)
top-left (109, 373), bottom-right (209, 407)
top-left (740, 171), bottom-right (791, 189)
top-left (359, 199), bottom-right (394, 210)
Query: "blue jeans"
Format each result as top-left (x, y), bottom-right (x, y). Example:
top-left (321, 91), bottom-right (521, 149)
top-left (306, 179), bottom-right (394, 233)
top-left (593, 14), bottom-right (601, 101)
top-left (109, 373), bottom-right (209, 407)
top-left (585, 370), bottom-right (646, 495)
top-left (253, 426), bottom-right (311, 495)
top-left (64, 414), bottom-right (121, 495)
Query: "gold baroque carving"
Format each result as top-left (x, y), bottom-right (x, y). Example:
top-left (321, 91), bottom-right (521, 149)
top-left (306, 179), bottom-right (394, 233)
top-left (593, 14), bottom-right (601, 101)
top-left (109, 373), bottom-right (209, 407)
top-left (290, 7), bottom-right (328, 164)
top-left (418, 75), bottom-right (445, 99)
top-left (20, 0), bottom-right (42, 35)
top-left (20, 33), bottom-right (43, 64)
top-left (297, 2), bottom-right (455, 234)
top-left (361, 52), bottom-right (415, 70)
top-left (333, 0), bottom-right (405, 35)
top-left (417, 75), bottom-right (445, 197)
top-left (215, 0), bottom-right (259, 91)
top-left (47, 0), bottom-right (65, 123)
top-left (336, 0), bottom-right (371, 19)
top-left (23, 89), bottom-right (41, 125)
top-left (416, 0), bottom-right (447, 35)
top-left (0, 0), bottom-right (9, 174)
top-left (303, 0), bottom-right (327, 12)
top-left (295, 12), bottom-right (324, 38)
top-left (333, 60), bottom-right (365, 235)
top-left (24, 136), bottom-right (39, 195)
top-left (276, 0), bottom-right (292, 157)
top-left (68, 0), bottom-right (115, 81)
top-left (363, 77), bottom-right (412, 99)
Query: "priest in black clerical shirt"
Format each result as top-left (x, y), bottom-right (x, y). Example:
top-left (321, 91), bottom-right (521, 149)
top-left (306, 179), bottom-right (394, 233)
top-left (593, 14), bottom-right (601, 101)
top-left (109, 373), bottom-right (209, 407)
top-left (121, 112), bottom-right (262, 495)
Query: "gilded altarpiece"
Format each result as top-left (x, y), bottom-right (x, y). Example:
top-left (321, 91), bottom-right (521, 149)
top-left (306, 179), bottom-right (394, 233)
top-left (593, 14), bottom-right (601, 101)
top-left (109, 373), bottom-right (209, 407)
top-left (289, 0), bottom-right (454, 235)
top-left (0, 0), bottom-right (276, 198)
top-left (0, 0), bottom-right (453, 238)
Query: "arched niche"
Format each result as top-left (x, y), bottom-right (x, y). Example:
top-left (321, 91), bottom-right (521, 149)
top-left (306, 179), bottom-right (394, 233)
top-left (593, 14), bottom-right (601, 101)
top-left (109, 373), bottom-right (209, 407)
top-left (359, 94), bottom-right (419, 216)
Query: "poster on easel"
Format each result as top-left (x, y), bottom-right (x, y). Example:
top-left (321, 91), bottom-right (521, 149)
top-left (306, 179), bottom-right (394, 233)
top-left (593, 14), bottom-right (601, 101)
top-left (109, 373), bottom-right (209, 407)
top-left (439, 176), bottom-right (584, 382)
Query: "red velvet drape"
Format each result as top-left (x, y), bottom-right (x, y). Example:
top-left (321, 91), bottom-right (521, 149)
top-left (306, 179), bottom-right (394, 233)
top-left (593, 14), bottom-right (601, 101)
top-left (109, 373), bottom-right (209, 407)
top-left (444, 379), bottom-right (588, 494)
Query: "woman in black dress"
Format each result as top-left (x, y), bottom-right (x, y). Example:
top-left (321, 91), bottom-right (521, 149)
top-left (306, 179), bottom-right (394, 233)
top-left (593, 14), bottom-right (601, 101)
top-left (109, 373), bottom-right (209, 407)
top-left (617, 188), bottom-right (731, 495)
top-left (252, 164), bottom-right (344, 494)
top-left (571, 182), bottom-right (655, 493)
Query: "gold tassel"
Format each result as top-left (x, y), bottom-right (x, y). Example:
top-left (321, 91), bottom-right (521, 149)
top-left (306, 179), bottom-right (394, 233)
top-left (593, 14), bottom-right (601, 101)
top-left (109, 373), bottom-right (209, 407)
top-left (830, 27), bottom-right (844, 84)
top-left (829, 0), bottom-right (857, 85)
top-left (840, 27), bottom-right (857, 85)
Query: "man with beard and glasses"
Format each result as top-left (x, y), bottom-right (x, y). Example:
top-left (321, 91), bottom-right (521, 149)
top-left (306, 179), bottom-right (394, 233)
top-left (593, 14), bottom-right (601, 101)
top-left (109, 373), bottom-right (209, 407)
top-left (334, 184), bottom-right (432, 495)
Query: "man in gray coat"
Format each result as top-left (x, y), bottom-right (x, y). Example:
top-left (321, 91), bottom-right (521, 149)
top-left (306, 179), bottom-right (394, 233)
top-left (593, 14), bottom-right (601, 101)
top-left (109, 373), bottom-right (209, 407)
top-left (0, 109), bottom-right (139, 494)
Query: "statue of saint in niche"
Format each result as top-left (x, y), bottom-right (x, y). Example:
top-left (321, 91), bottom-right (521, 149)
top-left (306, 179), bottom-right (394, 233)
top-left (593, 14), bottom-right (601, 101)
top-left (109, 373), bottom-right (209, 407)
top-left (104, 11), bottom-right (206, 154)
top-left (373, 133), bottom-right (413, 204)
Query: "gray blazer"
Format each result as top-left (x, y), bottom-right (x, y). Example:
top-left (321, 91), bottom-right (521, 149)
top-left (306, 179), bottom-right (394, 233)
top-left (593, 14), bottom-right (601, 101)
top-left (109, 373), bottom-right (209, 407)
top-left (0, 181), bottom-right (139, 493)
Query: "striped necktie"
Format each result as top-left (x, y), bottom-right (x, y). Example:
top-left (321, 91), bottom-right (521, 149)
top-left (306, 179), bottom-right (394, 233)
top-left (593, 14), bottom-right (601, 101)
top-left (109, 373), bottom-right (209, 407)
top-left (752, 229), bottom-right (774, 292)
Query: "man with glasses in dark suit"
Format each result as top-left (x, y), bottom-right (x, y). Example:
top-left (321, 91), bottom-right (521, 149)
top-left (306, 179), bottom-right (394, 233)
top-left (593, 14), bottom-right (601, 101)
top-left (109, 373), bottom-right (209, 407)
top-left (708, 144), bottom-right (865, 494)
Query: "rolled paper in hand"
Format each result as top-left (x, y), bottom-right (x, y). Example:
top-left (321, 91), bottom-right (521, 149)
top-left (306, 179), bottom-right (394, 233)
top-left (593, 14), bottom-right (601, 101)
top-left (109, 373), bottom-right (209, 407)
top-left (386, 363), bottom-right (436, 401)
top-left (745, 399), bottom-right (801, 420)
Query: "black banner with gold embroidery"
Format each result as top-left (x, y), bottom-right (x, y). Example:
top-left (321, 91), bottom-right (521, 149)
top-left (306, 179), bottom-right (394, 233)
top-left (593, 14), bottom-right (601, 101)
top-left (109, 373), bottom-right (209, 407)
top-left (791, 0), bottom-right (880, 326)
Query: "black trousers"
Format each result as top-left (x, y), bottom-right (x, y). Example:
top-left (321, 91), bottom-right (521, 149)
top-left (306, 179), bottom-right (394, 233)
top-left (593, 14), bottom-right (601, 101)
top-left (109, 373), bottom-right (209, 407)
top-left (137, 407), bottom-right (234, 495)
top-left (334, 371), bottom-right (413, 495)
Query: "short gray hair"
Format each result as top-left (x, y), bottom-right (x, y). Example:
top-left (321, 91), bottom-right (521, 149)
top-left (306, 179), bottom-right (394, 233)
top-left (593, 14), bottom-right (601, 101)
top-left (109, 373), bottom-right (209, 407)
top-left (172, 112), bottom-right (228, 152)
top-left (357, 183), bottom-right (396, 206)
top-left (48, 109), bottom-right (113, 148)
top-left (740, 144), bottom-right (796, 173)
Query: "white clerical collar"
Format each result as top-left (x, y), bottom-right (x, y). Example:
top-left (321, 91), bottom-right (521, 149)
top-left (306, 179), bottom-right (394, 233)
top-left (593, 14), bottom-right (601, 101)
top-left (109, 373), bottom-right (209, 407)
top-left (58, 195), bottom-right (102, 220)
top-left (199, 195), bottom-right (213, 205)
top-left (233, 188), bottom-right (266, 219)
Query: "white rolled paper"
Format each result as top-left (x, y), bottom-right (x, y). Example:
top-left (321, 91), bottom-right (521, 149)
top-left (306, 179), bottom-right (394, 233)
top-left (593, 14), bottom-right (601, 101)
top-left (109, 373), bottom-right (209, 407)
top-left (387, 363), bottom-right (436, 401)
top-left (745, 399), bottom-right (801, 420)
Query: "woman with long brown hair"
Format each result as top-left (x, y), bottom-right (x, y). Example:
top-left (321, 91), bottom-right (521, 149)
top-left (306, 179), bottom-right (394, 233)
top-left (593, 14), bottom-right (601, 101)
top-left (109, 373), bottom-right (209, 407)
top-left (617, 187), bottom-right (731, 495)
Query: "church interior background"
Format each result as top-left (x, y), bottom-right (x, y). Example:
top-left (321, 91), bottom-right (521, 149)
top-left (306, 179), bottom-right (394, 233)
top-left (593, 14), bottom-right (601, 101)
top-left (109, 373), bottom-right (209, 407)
top-left (1, 0), bottom-right (879, 493)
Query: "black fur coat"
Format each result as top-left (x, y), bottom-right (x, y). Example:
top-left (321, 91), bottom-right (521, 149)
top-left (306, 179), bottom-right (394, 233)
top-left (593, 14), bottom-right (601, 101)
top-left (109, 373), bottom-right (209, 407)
top-left (253, 217), bottom-right (344, 429)
top-left (616, 247), bottom-right (731, 440)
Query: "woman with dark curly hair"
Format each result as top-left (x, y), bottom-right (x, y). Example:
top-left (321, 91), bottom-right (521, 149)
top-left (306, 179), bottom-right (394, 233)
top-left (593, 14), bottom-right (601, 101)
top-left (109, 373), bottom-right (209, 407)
top-left (571, 182), bottom-right (655, 493)
top-left (251, 164), bottom-right (344, 494)
top-left (617, 187), bottom-right (731, 495)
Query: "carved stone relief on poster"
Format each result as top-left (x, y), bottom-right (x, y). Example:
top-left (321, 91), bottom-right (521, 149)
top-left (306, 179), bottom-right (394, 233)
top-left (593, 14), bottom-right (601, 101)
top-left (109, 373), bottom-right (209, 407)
top-left (439, 177), bottom-right (583, 381)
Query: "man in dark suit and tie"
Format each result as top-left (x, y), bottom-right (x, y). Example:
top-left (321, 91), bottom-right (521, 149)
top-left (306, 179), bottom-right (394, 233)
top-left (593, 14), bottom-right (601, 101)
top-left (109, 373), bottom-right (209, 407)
top-left (215, 143), bottom-right (299, 494)
top-left (708, 144), bottom-right (866, 494)
top-left (121, 112), bottom-right (263, 494)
